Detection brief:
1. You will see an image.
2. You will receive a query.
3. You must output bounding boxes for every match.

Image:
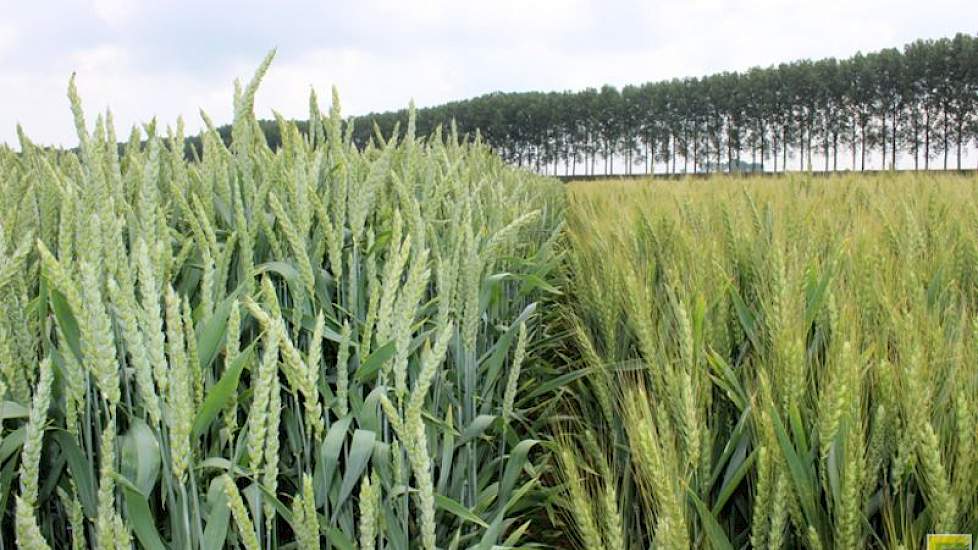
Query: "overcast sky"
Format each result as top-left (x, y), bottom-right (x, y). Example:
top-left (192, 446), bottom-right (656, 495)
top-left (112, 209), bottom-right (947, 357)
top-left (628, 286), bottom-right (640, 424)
top-left (1, 0), bottom-right (976, 147)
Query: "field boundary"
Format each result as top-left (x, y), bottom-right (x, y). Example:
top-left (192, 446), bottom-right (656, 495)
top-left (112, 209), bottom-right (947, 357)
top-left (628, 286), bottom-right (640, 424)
top-left (557, 169), bottom-right (978, 182)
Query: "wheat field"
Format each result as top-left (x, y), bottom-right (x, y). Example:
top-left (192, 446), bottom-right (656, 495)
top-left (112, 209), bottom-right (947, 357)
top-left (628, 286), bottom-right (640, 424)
top-left (1, 53), bottom-right (977, 550)
top-left (554, 174), bottom-right (978, 549)
top-left (0, 54), bottom-right (565, 549)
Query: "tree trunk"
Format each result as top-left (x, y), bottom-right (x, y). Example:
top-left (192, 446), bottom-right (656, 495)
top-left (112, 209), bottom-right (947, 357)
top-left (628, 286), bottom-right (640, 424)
top-left (943, 108), bottom-right (948, 170)
top-left (860, 120), bottom-right (867, 171)
top-left (851, 121), bottom-right (857, 170)
top-left (760, 124), bottom-right (766, 172)
top-left (912, 114), bottom-right (919, 170)
top-left (728, 137), bottom-right (733, 173)
top-left (833, 133), bottom-right (839, 171)
top-left (891, 110), bottom-right (898, 170)
top-left (705, 127), bottom-right (710, 174)
top-left (957, 120), bottom-right (963, 170)
top-left (824, 130), bottom-right (829, 172)
top-left (783, 125), bottom-right (788, 172)
top-left (734, 130), bottom-right (739, 170)
top-left (910, 113), bottom-right (918, 170)
top-left (924, 108), bottom-right (930, 170)
top-left (582, 136), bottom-right (587, 176)
top-left (727, 123), bottom-right (733, 173)
top-left (684, 128), bottom-right (689, 174)
top-left (806, 122), bottom-right (812, 171)
top-left (651, 136), bottom-right (656, 175)
top-left (880, 111), bottom-right (886, 170)
top-left (799, 123), bottom-right (805, 171)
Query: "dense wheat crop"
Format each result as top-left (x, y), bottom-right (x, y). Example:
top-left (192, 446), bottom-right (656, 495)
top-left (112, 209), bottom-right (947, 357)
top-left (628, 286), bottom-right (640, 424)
top-left (0, 53), bottom-right (565, 549)
top-left (552, 174), bottom-right (978, 549)
top-left (4, 50), bottom-right (978, 550)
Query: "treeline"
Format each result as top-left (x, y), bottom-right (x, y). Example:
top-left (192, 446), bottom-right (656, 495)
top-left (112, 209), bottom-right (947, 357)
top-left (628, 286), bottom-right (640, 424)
top-left (357, 34), bottom-right (978, 174)
top-left (195, 34), bottom-right (978, 175)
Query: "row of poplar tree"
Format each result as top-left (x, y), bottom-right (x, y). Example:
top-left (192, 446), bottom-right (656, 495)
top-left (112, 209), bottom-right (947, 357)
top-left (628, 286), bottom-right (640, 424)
top-left (349, 33), bottom-right (978, 175)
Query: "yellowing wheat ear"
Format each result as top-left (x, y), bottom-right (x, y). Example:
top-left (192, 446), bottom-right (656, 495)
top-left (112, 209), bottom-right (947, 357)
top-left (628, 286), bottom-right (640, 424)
top-left (559, 174), bottom-right (978, 549)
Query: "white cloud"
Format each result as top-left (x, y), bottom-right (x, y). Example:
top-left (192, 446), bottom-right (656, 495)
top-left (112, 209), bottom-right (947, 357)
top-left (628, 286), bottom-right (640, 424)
top-left (0, 23), bottom-right (16, 60)
top-left (256, 48), bottom-right (456, 119)
top-left (70, 44), bottom-right (131, 74)
top-left (1, 48), bottom-right (237, 148)
top-left (90, 0), bottom-right (138, 28)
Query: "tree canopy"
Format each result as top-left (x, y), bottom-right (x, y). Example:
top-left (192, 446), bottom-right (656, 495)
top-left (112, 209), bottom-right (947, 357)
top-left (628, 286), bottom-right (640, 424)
top-left (356, 34), bottom-right (978, 174)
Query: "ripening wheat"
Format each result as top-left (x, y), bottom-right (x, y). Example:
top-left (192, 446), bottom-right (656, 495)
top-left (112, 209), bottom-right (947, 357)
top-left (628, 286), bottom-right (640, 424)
top-left (554, 174), bottom-right (978, 549)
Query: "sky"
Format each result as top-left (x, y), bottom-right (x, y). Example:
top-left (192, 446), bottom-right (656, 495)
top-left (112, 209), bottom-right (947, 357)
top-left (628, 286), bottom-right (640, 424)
top-left (1, 0), bottom-right (976, 147)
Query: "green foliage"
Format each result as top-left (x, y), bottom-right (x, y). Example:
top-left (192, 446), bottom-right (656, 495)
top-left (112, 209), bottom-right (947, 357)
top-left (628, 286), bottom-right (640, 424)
top-left (0, 54), bottom-right (564, 548)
